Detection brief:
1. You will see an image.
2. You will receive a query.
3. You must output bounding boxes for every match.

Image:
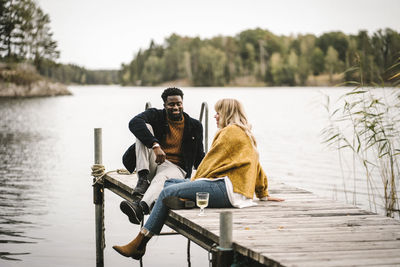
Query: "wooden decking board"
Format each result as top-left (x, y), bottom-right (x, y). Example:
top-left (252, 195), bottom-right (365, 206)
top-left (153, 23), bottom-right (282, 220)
top-left (231, 216), bottom-right (400, 228)
top-left (264, 248), bottom-right (400, 258)
top-left (176, 205), bottom-right (370, 216)
top-left (104, 172), bottom-right (400, 266)
top-left (278, 256), bottom-right (400, 267)
top-left (232, 216), bottom-right (398, 225)
top-left (207, 209), bottom-right (374, 218)
top-left (262, 252), bottom-right (400, 260)
top-left (235, 232), bottom-right (400, 243)
top-left (180, 220), bottom-right (400, 233)
top-left (248, 203), bottom-right (363, 209)
top-left (236, 241), bottom-right (400, 253)
top-left (231, 227), bottom-right (400, 238)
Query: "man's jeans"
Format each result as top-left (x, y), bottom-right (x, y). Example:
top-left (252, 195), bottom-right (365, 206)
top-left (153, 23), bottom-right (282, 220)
top-left (144, 178), bottom-right (233, 235)
top-left (136, 124), bottom-right (186, 207)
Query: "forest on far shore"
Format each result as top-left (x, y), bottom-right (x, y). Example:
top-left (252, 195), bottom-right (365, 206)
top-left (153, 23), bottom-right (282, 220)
top-left (1, 0), bottom-right (399, 87)
top-left (120, 28), bottom-right (400, 87)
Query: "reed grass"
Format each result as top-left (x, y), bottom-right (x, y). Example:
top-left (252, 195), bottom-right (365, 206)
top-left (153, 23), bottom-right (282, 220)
top-left (322, 58), bottom-right (400, 218)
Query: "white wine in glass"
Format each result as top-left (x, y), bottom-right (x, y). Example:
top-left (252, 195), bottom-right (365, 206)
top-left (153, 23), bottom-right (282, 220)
top-left (196, 192), bottom-right (209, 216)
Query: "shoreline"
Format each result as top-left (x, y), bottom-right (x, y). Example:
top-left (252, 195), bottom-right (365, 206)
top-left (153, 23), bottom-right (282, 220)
top-left (0, 80), bottom-right (72, 98)
top-left (155, 73), bottom-right (346, 88)
top-left (0, 62), bottom-right (72, 98)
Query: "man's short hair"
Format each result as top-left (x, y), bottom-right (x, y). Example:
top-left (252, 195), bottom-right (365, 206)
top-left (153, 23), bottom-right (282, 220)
top-left (161, 87), bottom-right (184, 103)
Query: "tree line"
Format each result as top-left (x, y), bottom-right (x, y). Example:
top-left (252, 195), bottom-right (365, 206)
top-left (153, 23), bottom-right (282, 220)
top-left (120, 28), bottom-right (400, 86)
top-left (0, 0), bottom-right (118, 85)
top-left (36, 59), bottom-right (119, 85)
top-left (1, 0), bottom-right (399, 86)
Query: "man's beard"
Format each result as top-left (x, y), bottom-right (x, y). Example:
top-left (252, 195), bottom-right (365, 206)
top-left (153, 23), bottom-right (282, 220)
top-left (167, 110), bottom-right (183, 121)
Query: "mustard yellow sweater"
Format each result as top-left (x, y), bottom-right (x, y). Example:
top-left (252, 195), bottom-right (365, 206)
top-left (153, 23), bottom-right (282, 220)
top-left (192, 124), bottom-right (269, 199)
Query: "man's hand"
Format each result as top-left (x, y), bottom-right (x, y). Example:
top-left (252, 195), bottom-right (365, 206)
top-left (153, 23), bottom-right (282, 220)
top-left (152, 144), bottom-right (166, 164)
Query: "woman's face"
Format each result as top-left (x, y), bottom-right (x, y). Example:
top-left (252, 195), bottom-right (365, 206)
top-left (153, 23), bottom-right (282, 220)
top-left (214, 112), bottom-right (220, 128)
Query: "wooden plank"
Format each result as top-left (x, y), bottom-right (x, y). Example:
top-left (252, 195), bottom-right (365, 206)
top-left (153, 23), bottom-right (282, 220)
top-left (232, 216), bottom-right (400, 229)
top-left (104, 171), bottom-right (137, 194)
top-left (277, 255), bottom-right (400, 267)
top-left (103, 171), bottom-right (140, 202)
top-left (233, 240), bottom-right (400, 253)
top-left (230, 227), bottom-right (400, 238)
top-left (265, 248), bottom-right (400, 259)
top-left (175, 208), bottom-right (373, 219)
top-left (234, 232), bottom-right (400, 243)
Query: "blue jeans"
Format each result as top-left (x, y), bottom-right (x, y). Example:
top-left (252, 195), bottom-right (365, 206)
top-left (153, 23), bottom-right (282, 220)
top-left (144, 178), bottom-right (233, 235)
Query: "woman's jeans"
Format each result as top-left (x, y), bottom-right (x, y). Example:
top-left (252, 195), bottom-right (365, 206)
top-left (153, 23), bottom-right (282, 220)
top-left (144, 178), bottom-right (233, 235)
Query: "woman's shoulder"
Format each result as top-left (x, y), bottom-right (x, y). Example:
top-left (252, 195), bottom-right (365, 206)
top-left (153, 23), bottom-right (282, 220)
top-left (219, 124), bottom-right (248, 139)
top-left (224, 124), bottom-right (245, 132)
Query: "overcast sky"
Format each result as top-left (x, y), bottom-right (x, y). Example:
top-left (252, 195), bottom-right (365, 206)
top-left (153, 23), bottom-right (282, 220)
top-left (37, 0), bottom-right (400, 70)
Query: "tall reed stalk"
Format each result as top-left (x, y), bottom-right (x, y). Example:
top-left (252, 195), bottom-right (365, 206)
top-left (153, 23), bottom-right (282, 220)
top-left (322, 58), bottom-right (400, 218)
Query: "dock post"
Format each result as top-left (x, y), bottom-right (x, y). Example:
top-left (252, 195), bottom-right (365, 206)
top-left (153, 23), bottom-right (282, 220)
top-left (93, 128), bottom-right (104, 267)
top-left (212, 211), bottom-right (233, 267)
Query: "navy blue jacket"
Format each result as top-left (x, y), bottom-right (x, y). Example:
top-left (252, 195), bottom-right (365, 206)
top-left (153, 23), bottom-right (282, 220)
top-left (123, 108), bottom-right (205, 178)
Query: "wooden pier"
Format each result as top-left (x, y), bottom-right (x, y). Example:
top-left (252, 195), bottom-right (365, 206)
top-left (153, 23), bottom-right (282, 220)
top-left (101, 170), bottom-right (400, 267)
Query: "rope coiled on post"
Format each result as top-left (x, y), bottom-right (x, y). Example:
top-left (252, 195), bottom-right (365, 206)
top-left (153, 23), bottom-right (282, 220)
top-left (92, 164), bottom-right (131, 185)
top-left (91, 164), bottom-right (106, 185)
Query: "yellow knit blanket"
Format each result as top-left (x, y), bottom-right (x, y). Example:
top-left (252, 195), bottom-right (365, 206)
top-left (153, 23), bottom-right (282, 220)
top-left (192, 124), bottom-right (269, 199)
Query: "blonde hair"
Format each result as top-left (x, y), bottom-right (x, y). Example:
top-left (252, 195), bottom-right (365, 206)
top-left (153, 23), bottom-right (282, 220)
top-left (214, 98), bottom-right (257, 147)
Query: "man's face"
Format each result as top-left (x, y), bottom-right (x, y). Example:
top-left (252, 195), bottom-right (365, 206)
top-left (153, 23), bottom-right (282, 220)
top-left (164, 95), bottom-right (183, 121)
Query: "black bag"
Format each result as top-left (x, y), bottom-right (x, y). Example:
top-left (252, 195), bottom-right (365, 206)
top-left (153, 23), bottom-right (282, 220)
top-left (122, 143), bottom-right (136, 173)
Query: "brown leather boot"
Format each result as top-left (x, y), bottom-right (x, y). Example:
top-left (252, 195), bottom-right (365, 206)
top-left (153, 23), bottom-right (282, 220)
top-left (112, 232), bottom-right (151, 260)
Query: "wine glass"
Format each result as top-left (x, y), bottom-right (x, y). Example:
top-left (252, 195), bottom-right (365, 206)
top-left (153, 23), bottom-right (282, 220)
top-left (196, 192), bottom-right (209, 216)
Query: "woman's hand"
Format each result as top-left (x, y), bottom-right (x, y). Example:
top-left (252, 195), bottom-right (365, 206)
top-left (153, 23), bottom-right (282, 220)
top-left (266, 196), bottom-right (284, 202)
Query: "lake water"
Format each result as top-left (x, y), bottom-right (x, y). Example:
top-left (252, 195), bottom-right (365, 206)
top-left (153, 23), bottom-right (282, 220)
top-left (0, 85), bottom-right (397, 266)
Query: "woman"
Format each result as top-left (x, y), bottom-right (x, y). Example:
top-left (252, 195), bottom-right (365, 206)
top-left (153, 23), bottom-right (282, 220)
top-left (113, 98), bottom-right (283, 260)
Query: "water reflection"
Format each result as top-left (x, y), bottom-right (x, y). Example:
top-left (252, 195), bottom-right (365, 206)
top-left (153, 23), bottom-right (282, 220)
top-left (0, 252), bottom-right (30, 261)
top-left (0, 100), bottom-right (51, 261)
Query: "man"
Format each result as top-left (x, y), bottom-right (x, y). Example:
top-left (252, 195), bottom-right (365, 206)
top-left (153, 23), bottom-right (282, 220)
top-left (121, 87), bottom-right (205, 224)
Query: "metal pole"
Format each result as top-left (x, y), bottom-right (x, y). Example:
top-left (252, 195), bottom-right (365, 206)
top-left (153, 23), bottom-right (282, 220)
top-left (94, 128), bottom-right (104, 267)
top-left (205, 103), bottom-right (208, 153)
top-left (212, 211), bottom-right (233, 267)
top-left (199, 102), bottom-right (209, 153)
